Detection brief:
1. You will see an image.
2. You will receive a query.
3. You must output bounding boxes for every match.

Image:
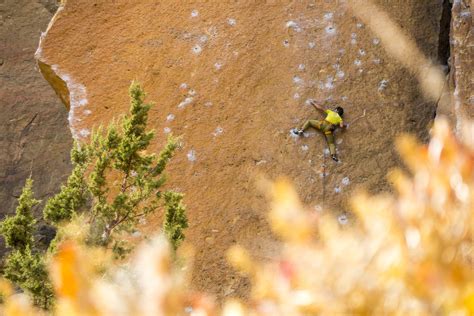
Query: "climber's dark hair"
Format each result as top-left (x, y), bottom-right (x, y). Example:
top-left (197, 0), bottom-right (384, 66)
top-left (335, 106), bottom-right (344, 117)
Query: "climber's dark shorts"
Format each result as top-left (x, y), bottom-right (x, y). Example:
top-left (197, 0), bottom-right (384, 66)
top-left (301, 120), bottom-right (337, 155)
top-left (302, 120), bottom-right (335, 133)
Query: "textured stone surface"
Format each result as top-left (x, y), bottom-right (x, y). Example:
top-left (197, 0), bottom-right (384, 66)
top-left (450, 0), bottom-right (473, 130)
top-left (437, 0), bottom-right (473, 136)
top-left (37, 0), bottom-right (444, 299)
top-left (0, 0), bottom-right (71, 222)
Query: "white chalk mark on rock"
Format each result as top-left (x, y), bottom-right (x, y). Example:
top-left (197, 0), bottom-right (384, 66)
top-left (227, 18), bottom-right (236, 26)
top-left (293, 76), bottom-right (304, 85)
top-left (324, 12), bottom-right (334, 20)
top-left (286, 20), bottom-right (301, 32)
top-left (192, 44), bottom-right (202, 54)
top-left (325, 76), bottom-right (335, 89)
top-left (256, 160), bottom-right (267, 166)
top-left (319, 170), bottom-right (329, 178)
top-left (378, 79), bottom-right (389, 91)
top-left (166, 114), bottom-right (175, 121)
top-left (350, 33), bottom-right (357, 45)
top-left (187, 150), bottom-right (197, 162)
top-left (336, 70), bottom-right (345, 78)
top-left (212, 127), bottom-right (224, 137)
top-left (79, 129), bottom-right (90, 137)
top-left (164, 127), bottom-right (171, 134)
top-left (325, 25), bottom-right (336, 35)
top-left (178, 97), bottom-right (194, 109)
top-left (338, 214), bottom-right (348, 225)
top-left (289, 128), bottom-right (300, 139)
top-left (191, 10), bottom-right (199, 18)
top-left (342, 177), bottom-right (350, 186)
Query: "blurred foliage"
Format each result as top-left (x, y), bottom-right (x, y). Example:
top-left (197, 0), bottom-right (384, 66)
top-left (226, 119), bottom-right (474, 315)
top-left (0, 118), bottom-right (472, 315)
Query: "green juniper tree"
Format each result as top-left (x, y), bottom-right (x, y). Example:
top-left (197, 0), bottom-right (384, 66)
top-left (163, 191), bottom-right (188, 251)
top-left (86, 82), bottom-right (180, 250)
top-left (0, 179), bottom-right (54, 309)
top-left (1, 179), bottom-right (37, 251)
top-left (43, 82), bottom-right (186, 254)
top-left (0, 82), bottom-right (188, 309)
top-left (43, 142), bottom-right (89, 225)
top-left (2, 246), bottom-right (53, 309)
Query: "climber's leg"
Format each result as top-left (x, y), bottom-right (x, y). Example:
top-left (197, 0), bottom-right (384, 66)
top-left (301, 119), bottom-right (323, 132)
top-left (324, 131), bottom-right (338, 161)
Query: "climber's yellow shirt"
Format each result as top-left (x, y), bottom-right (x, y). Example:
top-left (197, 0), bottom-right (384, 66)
top-left (324, 110), bottom-right (343, 125)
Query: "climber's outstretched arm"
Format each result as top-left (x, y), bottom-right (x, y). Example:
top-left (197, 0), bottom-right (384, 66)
top-left (310, 100), bottom-right (326, 114)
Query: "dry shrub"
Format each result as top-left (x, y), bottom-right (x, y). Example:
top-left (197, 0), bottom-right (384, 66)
top-left (1, 118), bottom-right (473, 315)
top-left (226, 118), bottom-right (474, 315)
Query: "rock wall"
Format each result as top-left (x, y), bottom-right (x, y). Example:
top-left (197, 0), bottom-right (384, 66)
top-left (36, 0), bottom-right (444, 299)
top-left (0, 0), bottom-right (71, 229)
top-left (450, 0), bottom-right (473, 131)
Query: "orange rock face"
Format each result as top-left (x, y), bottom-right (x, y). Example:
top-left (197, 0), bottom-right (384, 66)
top-left (36, 0), bottom-right (445, 298)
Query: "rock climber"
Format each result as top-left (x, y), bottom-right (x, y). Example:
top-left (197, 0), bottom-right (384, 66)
top-left (294, 100), bottom-right (345, 162)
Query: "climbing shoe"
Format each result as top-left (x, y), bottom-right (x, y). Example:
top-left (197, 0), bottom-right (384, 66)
top-left (331, 154), bottom-right (339, 162)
